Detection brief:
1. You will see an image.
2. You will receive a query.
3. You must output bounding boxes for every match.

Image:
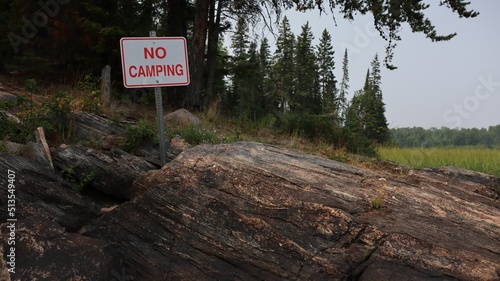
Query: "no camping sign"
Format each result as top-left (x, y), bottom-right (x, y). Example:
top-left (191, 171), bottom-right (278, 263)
top-left (120, 37), bottom-right (190, 88)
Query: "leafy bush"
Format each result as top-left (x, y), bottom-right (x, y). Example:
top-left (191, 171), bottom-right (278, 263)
top-left (43, 91), bottom-right (74, 143)
top-left (344, 128), bottom-right (377, 157)
top-left (124, 119), bottom-right (156, 151)
top-left (2, 90), bottom-right (75, 144)
top-left (78, 74), bottom-right (101, 112)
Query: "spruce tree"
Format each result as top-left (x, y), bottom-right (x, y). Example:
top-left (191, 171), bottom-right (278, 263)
top-left (368, 54), bottom-right (390, 144)
top-left (343, 90), bottom-right (376, 156)
top-left (345, 54), bottom-right (390, 151)
top-left (294, 22), bottom-right (319, 114)
top-left (259, 37), bottom-right (273, 114)
top-left (338, 49), bottom-right (350, 125)
top-left (259, 37), bottom-right (272, 83)
top-left (231, 17), bottom-right (249, 62)
top-left (246, 41), bottom-right (263, 120)
top-left (228, 17), bottom-right (249, 114)
top-left (272, 16), bottom-right (295, 113)
top-left (360, 69), bottom-right (379, 142)
top-left (316, 29), bottom-right (337, 115)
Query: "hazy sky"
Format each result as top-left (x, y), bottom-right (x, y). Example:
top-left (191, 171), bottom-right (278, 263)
top-left (252, 1), bottom-right (500, 129)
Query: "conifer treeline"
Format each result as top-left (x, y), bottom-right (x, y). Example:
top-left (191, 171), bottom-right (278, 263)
top-left (222, 16), bottom-right (390, 155)
top-left (391, 125), bottom-right (500, 148)
top-left (0, 0), bottom-right (391, 155)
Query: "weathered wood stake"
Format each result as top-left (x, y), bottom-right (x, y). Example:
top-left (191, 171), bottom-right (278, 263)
top-left (101, 65), bottom-right (111, 110)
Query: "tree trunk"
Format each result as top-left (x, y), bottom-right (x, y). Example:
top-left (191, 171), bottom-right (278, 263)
top-left (165, 0), bottom-right (189, 108)
top-left (185, 0), bottom-right (210, 110)
top-left (203, 0), bottom-right (224, 109)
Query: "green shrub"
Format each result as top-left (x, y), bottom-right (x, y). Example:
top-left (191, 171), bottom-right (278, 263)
top-left (2, 90), bottom-right (75, 144)
top-left (43, 91), bottom-right (74, 143)
top-left (273, 113), bottom-right (341, 144)
top-left (78, 75), bottom-right (101, 112)
top-left (344, 128), bottom-right (377, 157)
top-left (62, 166), bottom-right (95, 192)
top-left (82, 89), bottom-right (101, 112)
top-left (124, 119), bottom-right (156, 151)
top-left (24, 78), bottom-right (40, 94)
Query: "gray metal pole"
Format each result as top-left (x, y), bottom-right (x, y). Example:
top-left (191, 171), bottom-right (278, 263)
top-left (150, 31), bottom-right (167, 166)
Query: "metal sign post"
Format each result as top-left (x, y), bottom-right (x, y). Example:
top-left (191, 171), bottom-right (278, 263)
top-left (120, 31), bottom-right (189, 166)
top-left (150, 31), bottom-right (167, 166)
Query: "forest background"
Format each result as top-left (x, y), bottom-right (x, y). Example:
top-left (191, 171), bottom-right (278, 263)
top-left (1, 0), bottom-right (499, 163)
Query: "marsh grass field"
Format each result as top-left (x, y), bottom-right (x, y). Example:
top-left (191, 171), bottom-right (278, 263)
top-left (378, 147), bottom-right (500, 177)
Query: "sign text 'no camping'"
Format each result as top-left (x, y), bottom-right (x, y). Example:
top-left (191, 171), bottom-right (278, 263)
top-left (120, 37), bottom-right (190, 88)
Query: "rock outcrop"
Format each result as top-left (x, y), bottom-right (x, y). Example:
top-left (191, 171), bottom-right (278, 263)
top-left (0, 153), bottom-right (99, 231)
top-left (2, 142), bottom-right (500, 280)
top-left (50, 111), bottom-right (189, 199)
top-left (0, 91), bottom-right (17, 103)
top-left (74, 111), bottom-right (127, 141)
top-left (0, 218), bottom-right (119, 280)
top-left (52, 145), bottom-right (158, 200)
top-left (90, 142), bottom-right (500, 280)
top-left (72, 111), bottom-right (185, 164)
top-left (0, 153), bottom-right (126, 280)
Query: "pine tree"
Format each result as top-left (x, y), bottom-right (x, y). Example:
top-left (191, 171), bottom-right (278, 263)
top-left (294, 22), bottom-right (319, 114)
top-left (343, 90), bottom-right (376, 156)
top-left (370, 54), bottom-right (382, 96)
top-left (231, 17), bottom-right (249, 61)
top-left (259, 37), bottom-right (271, 77)
top-left (246, 40), bottom-right (263, 120)
top-left (344, 54), bottom-right (390, 152)
top-left (259, 37), bottom-right (273, 114)
top-left (272, 16), bottom-right (295, 113)
top-left (360, 69), bottom-right (379, 142)
top-left (337, 49), bottom-right (349, 125)
top-left (368, 54), bottom-right (390, 144)
top-left (227, 17), bottom-right (249, 113)
top-left (227, 18), bottom-right (264, 120)
top-left (316, 29), bottom-right (337, 115)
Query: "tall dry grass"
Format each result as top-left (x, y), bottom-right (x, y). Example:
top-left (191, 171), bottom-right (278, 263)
top-left (378, 146), bottom-right (500, 176)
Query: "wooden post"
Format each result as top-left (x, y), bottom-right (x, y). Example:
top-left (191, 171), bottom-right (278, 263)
top-left (101, 65), bottom-right (111, 110)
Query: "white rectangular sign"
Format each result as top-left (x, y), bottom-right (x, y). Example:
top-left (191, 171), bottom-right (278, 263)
top-left (120, 37), bottom-right (190, 88)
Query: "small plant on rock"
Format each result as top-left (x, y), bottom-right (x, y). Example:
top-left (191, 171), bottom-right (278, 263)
top-left (62, 165), bottom-right (95, 192)
top-left (124, 119), bottom-right (156, 151)
top-left (371, 196), bottom-right (383, 209)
